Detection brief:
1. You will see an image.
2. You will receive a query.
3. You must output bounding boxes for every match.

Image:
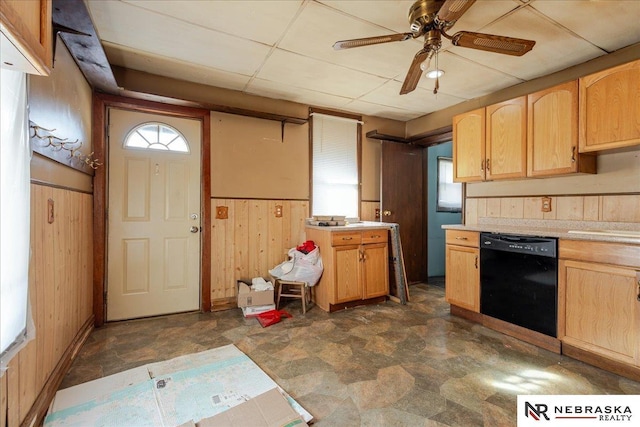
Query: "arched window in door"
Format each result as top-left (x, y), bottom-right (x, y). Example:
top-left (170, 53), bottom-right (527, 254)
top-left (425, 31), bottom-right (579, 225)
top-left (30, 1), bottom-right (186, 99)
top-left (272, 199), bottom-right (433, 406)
top-left (124, 122), bottom-right (190, 153)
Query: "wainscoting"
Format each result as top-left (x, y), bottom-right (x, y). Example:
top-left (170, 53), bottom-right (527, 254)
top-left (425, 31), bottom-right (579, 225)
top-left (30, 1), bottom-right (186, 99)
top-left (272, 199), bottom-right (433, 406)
top-left (1, 184), bottom-right (94, 427)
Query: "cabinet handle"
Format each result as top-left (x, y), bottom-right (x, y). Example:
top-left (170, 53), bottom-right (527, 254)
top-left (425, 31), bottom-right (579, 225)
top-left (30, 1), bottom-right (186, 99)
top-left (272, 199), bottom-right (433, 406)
top-left (370, 234), bottom-right (380, 238)
top-left (480, 159), bottom-right (485, 172)
top-left (486, 158), bottom-right (490, 171)
top-left (637, 278), bottom-right (640, 302)
top-left (455, 236), bottom-right (468, 240)
top-left (475, 255), bottom-right (478, 269)
top-left (342, 237), bottom-right (353, 240)
top-left (571, 146), bottom-right (576, 163)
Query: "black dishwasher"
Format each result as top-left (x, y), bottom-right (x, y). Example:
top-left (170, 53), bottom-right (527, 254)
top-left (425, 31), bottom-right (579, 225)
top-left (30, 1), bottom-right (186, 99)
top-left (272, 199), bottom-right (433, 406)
top-left (480, 233), bottom-right (558, 337)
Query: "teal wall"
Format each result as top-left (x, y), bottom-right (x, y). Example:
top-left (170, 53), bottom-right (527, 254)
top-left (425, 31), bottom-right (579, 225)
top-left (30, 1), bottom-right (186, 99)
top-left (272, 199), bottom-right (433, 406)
top-left (427, 141), bottom-right (462, 277)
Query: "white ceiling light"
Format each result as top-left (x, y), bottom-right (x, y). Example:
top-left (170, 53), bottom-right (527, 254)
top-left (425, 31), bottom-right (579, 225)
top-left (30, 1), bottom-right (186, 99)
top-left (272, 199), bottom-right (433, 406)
top-left (426, 69), bottom-right (444, 79)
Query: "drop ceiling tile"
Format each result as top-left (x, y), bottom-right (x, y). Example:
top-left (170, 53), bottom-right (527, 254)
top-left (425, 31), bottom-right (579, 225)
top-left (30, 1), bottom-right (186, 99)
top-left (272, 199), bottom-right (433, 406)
top-left (361, 80), bottom-right (466, 114)
top-left (345, 99), bottom-right (423, 121)
top-left (415, 51), bottom-right (524, 99)
top-left (257, 49), bottom-right (389, 98)
top-left (120, 0), bottom-right (304, 46)
top-left (103, 43), bottom-right (250, 91)
top-left (246, 78), bottom-right (353, 109)
top-left (530, 0), bottom-right (640, 52)
top-left (450, 6), bottom-right (606, 80)
top-left (318, 0), bottom-right (416, 33)
top-left (280, 1), bottom-right (423, 79)
top-left (87, 0), bottom-right (271, 75)
top-left (449, 0), bottom-right (523, 32)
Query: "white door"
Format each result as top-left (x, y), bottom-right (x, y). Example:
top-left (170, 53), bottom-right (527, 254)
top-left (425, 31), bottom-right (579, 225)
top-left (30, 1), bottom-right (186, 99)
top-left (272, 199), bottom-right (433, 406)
top-left (107, 108), bottom-right (201, 321)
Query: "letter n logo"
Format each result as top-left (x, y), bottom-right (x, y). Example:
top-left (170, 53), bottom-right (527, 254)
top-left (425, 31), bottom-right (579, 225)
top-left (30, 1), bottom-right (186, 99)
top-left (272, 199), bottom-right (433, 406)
top-left (525, 402), bottom-right (550, 421)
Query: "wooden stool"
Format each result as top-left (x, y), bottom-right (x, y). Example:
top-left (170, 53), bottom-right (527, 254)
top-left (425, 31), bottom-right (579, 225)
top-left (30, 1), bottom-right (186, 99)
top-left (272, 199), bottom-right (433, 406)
top-left (275, 279), bottom-right (312, 314)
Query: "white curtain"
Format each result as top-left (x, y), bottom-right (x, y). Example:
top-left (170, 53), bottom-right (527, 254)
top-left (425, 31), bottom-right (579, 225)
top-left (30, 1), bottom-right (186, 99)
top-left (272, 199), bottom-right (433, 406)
top-left (0, 68), bottom-right (32, 371)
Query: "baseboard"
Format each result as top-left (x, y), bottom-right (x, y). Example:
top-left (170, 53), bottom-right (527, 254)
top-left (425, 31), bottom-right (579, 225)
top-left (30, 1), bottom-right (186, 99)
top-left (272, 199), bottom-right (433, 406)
top-left (211, 297), bottom-right (237, 312)
top-left (20, 315), bottom-right (94, 427)
top-left (561, 343), bottom-right (640, 382)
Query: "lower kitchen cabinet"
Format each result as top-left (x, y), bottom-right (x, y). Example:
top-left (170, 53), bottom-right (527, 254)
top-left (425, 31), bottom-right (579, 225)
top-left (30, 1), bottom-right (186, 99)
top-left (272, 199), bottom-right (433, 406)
top-left (445, 230), bottom-right (480, 312)
top-left (306, 226), bottom-right (389, 312)
top-left (559, 239), bottom-right (640, 375)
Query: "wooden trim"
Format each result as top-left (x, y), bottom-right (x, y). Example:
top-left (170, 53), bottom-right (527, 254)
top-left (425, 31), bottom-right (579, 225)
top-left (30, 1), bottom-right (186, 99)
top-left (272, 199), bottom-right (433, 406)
top-left (366, 131), bottom-right (407, 144)
top-left (449, 305), bottom-right (562, 354)
top-left (329, 296), bottom-right (387, 312)
top-left (30, 179), bottom-right (93, 194)
top-left (450, 304), bottom-right (483, 323)
top-left (18, 315), bottom-right (94, 427)
top-left (357, 122), bottom-right (362, 219)
top-left (465, 192), bottom-right (640, 198)
top-left (309, 107), bottom-right (362, 122)
top-left (92, 93), bottom-right (212, 326)
top-left (201, 112), bottom-right (211, 312)
top-left (562, 342), bottom-right (640, 382)
top-left (482, 315), bottom-right (562, 354)
top-left (366, 126), bottom-right (453, 147)
top-left (308, 111), bottom-right (314, 216)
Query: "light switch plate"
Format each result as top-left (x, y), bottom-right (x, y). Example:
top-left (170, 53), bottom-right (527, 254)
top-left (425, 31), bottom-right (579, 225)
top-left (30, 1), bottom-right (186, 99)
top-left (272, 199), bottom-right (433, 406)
top-left (216, 206), bottom-right (228, 219)
top-left (541, 197), bottom-right (552, 212)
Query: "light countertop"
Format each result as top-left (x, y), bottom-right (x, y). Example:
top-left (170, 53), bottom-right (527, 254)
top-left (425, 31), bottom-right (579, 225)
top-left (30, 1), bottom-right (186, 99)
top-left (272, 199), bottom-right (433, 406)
top-left (305, 221), bottom-right (394, 231)
top-left (442, 220), bottom-right (640, 245)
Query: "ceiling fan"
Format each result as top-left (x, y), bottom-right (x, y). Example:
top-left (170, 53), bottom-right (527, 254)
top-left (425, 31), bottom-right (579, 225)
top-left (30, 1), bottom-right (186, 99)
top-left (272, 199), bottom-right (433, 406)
top-left (333, 0), bottom-right (536, 95)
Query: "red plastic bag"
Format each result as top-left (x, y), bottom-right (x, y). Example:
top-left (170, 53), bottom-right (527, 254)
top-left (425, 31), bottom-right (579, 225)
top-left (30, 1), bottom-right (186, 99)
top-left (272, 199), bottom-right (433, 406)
top-left (296, 240), bottom-right (316, 254)
top-left (256, 309), bottom-right (292, 327)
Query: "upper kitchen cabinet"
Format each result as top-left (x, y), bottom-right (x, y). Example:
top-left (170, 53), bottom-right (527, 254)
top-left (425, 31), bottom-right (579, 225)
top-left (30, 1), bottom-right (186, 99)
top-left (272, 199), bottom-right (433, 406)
top-left (579, 59), bottom-right (640, 153)
top-left (453, 108), bottom-right (485, 182)
top-left (453, 97), bottom-right (527, 182)
top-left (0, 0), bottom-right (52, 75)
top-left (485, 96), bottom-right (527, 180)
top-left (528, 81), bottom-right (596, 177)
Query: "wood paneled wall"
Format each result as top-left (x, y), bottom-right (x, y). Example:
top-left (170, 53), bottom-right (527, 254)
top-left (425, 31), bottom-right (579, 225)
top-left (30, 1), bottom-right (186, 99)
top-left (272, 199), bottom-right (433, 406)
top-left (210, 199), bottom-right (308, 305)
top-left (465, 194), bottom-right (640, 225)
top-left (0, 184), bottom-right (94, 427)
top-left (361, 201), bottom-right (380, 222)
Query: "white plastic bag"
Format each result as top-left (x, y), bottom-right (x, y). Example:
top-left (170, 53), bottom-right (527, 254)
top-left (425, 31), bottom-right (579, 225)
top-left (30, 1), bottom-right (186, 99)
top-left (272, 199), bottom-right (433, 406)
top-left (269, 246), bottom-right (324, 286)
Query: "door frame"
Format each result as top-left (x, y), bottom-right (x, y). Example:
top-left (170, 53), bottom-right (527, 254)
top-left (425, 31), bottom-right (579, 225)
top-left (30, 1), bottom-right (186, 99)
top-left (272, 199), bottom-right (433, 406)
top-left (92, 93), bottom-right (211, 327)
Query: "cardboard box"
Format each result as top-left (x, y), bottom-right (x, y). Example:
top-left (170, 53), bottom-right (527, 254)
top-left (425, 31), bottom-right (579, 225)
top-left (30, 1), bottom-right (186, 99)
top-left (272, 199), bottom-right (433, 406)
top-left (195, 388), bottom-right (307, 427)
top-left (237, 281), bottom-right (274, 307)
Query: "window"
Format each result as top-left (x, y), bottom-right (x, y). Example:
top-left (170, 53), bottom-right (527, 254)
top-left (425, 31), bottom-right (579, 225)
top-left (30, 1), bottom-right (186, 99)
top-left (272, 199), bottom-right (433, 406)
top-left (436, 157), bottom-right (462, 212)
top-left (311, 113), bottom-right (360, 219)
top-left (1, 68), bottom-right (32, 369)
top-left (124, 122), bottom-right (189, 152)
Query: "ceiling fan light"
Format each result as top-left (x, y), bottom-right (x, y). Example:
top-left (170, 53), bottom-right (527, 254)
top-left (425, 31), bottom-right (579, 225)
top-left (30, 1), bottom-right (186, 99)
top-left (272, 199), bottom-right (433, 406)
top-left (426, 69), bottom-right (444, 79)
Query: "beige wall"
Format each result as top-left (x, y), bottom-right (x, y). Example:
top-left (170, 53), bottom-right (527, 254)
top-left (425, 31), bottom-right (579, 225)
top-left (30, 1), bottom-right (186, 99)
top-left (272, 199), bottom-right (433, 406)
top-left (28, 37), bottom-right (93, 192)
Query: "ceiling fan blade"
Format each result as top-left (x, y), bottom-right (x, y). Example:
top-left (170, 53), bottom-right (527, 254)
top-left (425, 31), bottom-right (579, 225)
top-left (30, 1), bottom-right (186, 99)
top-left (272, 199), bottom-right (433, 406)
top-left (333, 32), bottom-right (414, 50)
top-left (451, 31), bottom-right (535, 56)
top-left (437, 0), bottom-right (477, 24)
top-left (400, 49), bottom-right (431, 95)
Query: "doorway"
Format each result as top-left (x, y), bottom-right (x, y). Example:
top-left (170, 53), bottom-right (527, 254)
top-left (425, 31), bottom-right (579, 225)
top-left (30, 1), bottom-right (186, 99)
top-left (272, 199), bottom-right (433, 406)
top-left (106, 108), bottom-right (202, 320)
top-left (427, 141), bottom-right (462, 283)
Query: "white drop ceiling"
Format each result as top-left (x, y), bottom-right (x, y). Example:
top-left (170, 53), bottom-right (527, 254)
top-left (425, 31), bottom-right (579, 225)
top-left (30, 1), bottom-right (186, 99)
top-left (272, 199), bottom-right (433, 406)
top-left (86, 0), bottom-right (640, 121)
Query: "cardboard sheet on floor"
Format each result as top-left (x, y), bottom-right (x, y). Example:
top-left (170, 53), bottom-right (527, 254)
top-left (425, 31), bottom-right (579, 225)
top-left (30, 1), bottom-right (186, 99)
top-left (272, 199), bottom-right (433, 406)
top-left (44, 345), bottom-right (312, 427)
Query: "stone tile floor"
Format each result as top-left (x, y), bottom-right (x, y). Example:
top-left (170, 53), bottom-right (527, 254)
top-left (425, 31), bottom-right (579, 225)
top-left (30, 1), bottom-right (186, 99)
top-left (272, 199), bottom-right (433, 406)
top-left (61, 282), bottom-right (640, 426)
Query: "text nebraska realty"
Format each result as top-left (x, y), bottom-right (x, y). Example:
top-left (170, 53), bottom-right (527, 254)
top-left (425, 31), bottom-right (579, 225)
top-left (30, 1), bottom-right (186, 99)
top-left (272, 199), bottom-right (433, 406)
top-left (526, 402), bottom-right (633, 422)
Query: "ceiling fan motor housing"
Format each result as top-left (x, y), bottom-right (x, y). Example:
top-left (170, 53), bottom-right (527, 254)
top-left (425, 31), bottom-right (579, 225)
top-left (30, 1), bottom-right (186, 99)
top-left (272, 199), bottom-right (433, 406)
top-left (408, 0), bottom-right (446, 33)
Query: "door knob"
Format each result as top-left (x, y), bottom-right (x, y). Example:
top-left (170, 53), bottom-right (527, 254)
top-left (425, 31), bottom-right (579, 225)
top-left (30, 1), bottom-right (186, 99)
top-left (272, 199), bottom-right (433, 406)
top-left (190, 226), bottom-right (200, 233)
top-left (383, 210), bottom-right (392, 216)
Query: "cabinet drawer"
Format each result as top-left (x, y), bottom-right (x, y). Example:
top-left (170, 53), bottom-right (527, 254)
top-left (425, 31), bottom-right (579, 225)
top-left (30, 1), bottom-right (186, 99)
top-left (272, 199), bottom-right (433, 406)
top-left (362, 229), bottom-right (388, 244)
top-left (331, 232), bottom-right (362, 246)
top-left (446, 230), bottom-right (479, 247)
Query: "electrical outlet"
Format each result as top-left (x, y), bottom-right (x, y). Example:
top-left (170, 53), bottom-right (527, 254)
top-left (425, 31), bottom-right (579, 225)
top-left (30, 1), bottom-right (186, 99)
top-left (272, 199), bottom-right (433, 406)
top-left (541, 197), bottom-right (552, 213)
top-left (375, 208), bottom-right (380, 219)
top-left (216, 206), bottom-right (228, 219)
top-left (274, 205), bottom-right (283, 218)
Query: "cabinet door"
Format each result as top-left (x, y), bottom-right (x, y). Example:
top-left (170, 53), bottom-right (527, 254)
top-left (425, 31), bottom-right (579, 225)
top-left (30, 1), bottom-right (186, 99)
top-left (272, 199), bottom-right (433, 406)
top-left (445, 245), bottom-right (479, 312)
top-left (561, 260), bottom-right (640, 366)
top-left (579, 59), bottom-right (640, 152)
top-left (528, 81), bottom-right (580, 176)
top-left (485, 97), bottom-right (527, 180)
top-left (334, 245), bottom-right (362, 303)
top-left (0, 0), bottom-right (52, 75)
top-left (453, 108), bottom-right (485, 182)
top-left (362, 243), bottom-right (388, 299)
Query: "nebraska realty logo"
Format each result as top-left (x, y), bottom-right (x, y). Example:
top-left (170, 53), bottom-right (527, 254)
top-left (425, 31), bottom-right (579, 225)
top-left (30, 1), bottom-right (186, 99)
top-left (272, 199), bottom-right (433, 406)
top-left (517, 395), bottom-right (638, 426)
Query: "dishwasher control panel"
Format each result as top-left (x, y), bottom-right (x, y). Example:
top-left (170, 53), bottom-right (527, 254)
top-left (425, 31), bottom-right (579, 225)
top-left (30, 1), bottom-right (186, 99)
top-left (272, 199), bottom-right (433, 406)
top-left (480, 233), bottom-right (557, 258)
